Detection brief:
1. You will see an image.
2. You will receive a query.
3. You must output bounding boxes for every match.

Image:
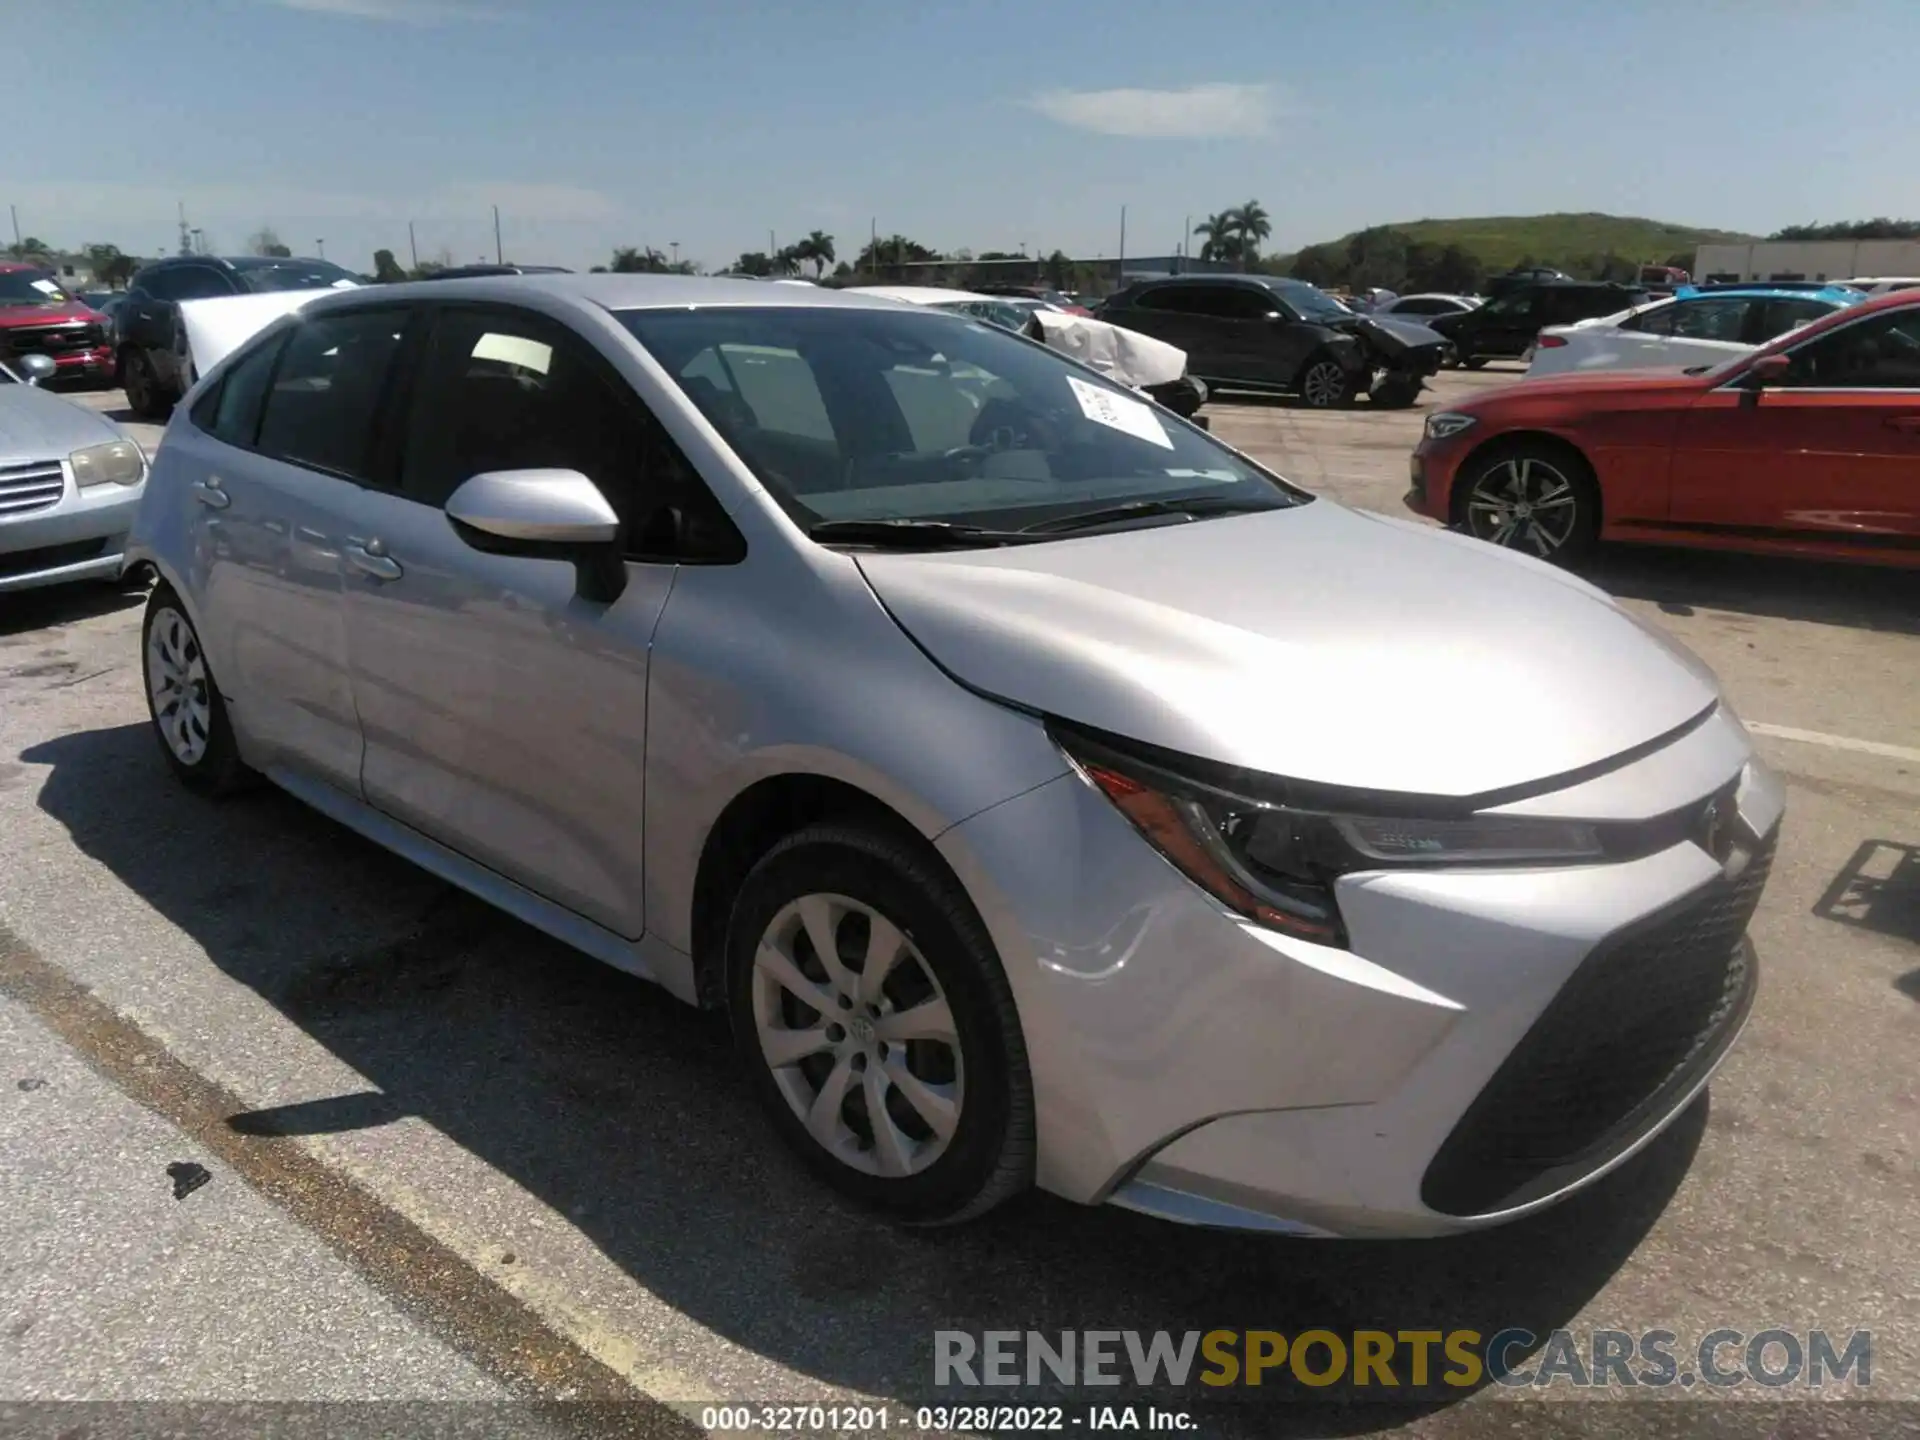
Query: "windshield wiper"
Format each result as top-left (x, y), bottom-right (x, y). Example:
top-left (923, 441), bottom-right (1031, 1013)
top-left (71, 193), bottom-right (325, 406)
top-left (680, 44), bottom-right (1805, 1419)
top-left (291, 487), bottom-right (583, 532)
top-left (806, 518), bottom-right (1031, 548)
top-left (1017, 494), bottom-right (1288, 535)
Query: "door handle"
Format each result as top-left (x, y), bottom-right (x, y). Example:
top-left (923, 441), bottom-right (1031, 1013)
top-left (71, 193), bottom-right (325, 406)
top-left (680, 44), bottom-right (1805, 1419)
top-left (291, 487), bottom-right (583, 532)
top-left (190, 479), bottom-right (230, 510)
top-left (1883, 415), bottom-right (1920, 432)
top-left (345, 540), bottom-right (403, 582)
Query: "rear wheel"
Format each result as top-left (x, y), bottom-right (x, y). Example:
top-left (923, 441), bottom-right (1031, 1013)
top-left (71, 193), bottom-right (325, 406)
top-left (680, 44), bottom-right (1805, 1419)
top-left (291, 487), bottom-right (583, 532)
top-left (1461, 355), bottom-right (1488, 371)
top-left (1297, 354), bottom-right (1359, 409)
top-left (725, 823), bottom-right (1034, 1224)
top-left (1454, 442), bottom-right (1600, 564)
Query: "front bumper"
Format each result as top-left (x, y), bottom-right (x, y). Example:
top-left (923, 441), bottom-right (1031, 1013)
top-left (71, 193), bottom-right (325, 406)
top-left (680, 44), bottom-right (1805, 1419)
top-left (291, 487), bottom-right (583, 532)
top-left (936, 705), bottom-right (1783, 1237)
top-left (49, 345), bottom-right (116, 380)
top-left (0, 468), bottom-right (144, 592)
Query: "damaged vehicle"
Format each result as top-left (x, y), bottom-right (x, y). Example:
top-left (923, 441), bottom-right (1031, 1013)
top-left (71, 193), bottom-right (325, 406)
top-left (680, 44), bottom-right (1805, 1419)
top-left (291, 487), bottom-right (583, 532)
top-left (131, 276), bottom-right (1778, 1235)
top-left (859, 284), bottom-right (1210, 420)
top-left (1099, 273), bottom-right (1446, 408)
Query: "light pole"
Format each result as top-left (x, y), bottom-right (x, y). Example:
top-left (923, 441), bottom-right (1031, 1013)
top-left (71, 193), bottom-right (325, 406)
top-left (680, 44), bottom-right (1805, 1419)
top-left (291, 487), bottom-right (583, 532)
top-left (316, 238), bottom-right (326, 259)
top-left (670, 241), bottom-right (679, 267)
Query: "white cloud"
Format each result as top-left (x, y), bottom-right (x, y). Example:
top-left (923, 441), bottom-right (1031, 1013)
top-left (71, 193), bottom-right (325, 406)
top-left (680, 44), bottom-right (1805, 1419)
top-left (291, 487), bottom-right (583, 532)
top-left (1027, 82), bottom-right (1282, 139)
top-left (265, 0), bottom-right (500, 23)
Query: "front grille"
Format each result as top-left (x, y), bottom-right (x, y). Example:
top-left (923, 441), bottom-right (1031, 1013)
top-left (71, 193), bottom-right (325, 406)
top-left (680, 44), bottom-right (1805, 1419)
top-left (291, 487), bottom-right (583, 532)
top-left (3, 322), bottom-right (105, 353)
top-left (0, 460), bottom-right (66, 516)
top-left (1421, 829), bottom-right (1774, 1217)
top-left (0, 537), bottom-right (108, 578)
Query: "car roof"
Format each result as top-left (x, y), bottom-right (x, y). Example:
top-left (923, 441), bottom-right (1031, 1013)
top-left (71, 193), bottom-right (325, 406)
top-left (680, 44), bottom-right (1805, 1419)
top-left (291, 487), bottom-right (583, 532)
top-left (1671, 284), bottom-right (1860, 302)
top-left (305, 272), bottom-right (938, 315)
top-left (837, 284), bottom-right (985, 305)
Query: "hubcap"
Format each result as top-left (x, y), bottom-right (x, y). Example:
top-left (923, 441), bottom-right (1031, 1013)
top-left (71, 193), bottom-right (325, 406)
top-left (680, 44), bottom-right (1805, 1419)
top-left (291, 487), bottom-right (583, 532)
top-left (146, 607), bottom-right (212, 765)
top-left (1465, 456), bottom-right (1579, 556)
top-left (752, 893), bottom-right (962, 1179)
top-left (1303, 362), bottom-right (1345, 407)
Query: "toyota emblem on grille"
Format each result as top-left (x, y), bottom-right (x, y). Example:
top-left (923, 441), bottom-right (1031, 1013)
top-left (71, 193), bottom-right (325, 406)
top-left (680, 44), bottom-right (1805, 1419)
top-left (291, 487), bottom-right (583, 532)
top-left (1699, 798), bottom-right (1731, 863)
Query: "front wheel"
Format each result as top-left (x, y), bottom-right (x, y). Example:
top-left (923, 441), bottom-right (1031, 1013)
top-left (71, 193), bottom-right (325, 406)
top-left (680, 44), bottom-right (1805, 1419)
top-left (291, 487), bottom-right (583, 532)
top-left (1460, 355), bottom-right (1488, 371)
top-left (122, 349), bottom-right (174, 420)
top-left (142, 585), bottom-right (251, 795)
top-left (726, 823), bottom-right (1034, 1224)
top-left (1297, 355), bottom-right (1359, 409)
top-left (1454, 443), bottom-right (1601, 564)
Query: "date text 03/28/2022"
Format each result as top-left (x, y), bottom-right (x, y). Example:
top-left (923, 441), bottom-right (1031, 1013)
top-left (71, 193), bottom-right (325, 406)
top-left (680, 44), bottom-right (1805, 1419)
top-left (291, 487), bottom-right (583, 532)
top-left (702, 1404), bottom-right (1192, 1432)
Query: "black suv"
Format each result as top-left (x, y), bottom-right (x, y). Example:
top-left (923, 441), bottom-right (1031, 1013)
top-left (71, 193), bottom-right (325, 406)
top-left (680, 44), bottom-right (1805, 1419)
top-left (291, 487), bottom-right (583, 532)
top-left (1100, 273), bottom-right (1447, 407)
top-left (1425, 281), bottom-right (1648, 368)
top-left (117, 254), bottom-right (362, 417)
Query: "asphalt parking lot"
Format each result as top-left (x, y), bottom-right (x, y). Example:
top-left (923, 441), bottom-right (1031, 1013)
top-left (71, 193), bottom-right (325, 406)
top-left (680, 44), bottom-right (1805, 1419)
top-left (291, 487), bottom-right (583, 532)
top-left (0, 373), bottom-right (1916, 1437)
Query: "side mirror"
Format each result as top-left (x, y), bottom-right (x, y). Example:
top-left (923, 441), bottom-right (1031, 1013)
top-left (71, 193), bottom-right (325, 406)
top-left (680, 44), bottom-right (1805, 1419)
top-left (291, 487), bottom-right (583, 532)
top-left (445, 468), bottom-right (627, 603)
top-left (16, 353), bottom-right (57, 386)
top-left (1745, 354), bottom-right (1791, 387)
top-left (1263, 310), bottom-right (1286, 323)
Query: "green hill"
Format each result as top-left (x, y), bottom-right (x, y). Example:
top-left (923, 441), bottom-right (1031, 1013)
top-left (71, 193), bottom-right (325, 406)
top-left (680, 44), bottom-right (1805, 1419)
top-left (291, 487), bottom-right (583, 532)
top-left (1295, 213), bottom-right (1756, 271)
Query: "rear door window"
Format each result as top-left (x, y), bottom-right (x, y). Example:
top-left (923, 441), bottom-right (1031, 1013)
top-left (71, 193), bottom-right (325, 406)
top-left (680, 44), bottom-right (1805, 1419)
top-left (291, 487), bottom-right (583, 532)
top-left (189, 330), bottom-right (289, 447)
top-left (255, 308), bottom-right (409, 481)
top-left (1667, 297), bottom-right (1752, 342)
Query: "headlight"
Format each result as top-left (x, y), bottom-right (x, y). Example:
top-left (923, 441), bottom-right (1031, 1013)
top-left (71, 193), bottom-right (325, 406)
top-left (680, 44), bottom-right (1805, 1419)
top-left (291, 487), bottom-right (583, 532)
top-left (70, 439), bottom-right (146, 487)
top-left (1055, 726), bottom-right (1603, 948)
top-left (1424, 412), bottom-right (1477, 441)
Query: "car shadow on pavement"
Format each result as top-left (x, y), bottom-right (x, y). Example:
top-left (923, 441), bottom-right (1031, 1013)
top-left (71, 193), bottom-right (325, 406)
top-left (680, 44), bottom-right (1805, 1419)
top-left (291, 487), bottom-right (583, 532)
top-left (0, 579), bottom-right (148, 640)
top-left (21, 721), bottom-right (1706, 1435)
top-left (1813, 839), bottom-right (1920, 947)
top-left (1584, 546), bottom-right (1920, 635)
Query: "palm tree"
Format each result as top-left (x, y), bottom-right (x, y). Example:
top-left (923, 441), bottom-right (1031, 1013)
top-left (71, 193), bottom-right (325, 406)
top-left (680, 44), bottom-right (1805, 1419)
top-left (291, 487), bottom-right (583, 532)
top-left (792, 230), bottom-right (836, 278)
top-left (770, 246), bottom-right (802, 276)
top-left (1228, 200), bottom-right (1271, 270)
top-left (1192, 213), bottom-right (1239, 265)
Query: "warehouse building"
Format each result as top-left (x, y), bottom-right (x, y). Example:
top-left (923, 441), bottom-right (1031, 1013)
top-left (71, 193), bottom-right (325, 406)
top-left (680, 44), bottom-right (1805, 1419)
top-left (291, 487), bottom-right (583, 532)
top-left (1693, 239), bottom-right (1920, 283)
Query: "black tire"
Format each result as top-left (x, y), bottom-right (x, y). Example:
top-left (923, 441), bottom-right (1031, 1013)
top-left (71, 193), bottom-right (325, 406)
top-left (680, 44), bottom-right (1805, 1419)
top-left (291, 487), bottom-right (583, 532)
top-left (1370, 374), bottom-right (1423, 408)
top-left (1461, 355), bottom-right (1488, 371)
top-left (141, 584), bottom-right (252, 796)
top-left (1451, 441), bottom-right (1601, 565)
top-left (1296, 353), bottom-right (1360, 409)
top-left (122, 348), bottom-right (174, 420)
top-left (725, 822), bottom-right (1034, 1225)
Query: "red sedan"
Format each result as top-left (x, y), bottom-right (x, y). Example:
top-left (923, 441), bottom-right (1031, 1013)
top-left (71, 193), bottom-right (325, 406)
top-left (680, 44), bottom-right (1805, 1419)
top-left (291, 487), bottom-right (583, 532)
top-left (1407, 288), bottom-right (1920, 567)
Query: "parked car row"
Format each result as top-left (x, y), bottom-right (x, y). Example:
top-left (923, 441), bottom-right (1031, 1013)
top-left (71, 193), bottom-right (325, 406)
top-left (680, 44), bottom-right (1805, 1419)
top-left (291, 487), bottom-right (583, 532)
top-left (1408, 287), bottom-right (1920, 569)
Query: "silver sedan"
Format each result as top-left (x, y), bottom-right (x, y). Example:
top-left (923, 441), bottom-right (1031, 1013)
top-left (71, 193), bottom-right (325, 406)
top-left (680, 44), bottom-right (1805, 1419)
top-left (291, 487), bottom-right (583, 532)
top-left (126, 276), bottom-right (1782, 1235)
top-left (0, 352), bottom-right (148, 592)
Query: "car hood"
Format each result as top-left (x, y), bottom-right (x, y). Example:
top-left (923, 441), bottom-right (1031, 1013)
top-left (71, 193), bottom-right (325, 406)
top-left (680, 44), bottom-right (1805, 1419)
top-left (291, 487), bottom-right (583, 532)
top-left (855, 503), bottom-right (1719, 798)
top-left (0, 301), bottom-right (101, 329)
top-left (1495, 367), bottom-right (1720, 401)
top-left (0, 384), bottom-right (124, 461)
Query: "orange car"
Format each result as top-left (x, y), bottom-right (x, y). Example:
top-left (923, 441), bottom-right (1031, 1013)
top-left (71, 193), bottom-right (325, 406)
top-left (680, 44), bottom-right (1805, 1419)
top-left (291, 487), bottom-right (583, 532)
top-left (1407, 288), bottom-right (1920, 567)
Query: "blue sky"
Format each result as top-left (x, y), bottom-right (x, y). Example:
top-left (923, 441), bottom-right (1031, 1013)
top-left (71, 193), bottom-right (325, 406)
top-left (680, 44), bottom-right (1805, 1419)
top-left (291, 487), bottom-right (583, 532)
top-left (13, 0), bottom-right (1920, 273)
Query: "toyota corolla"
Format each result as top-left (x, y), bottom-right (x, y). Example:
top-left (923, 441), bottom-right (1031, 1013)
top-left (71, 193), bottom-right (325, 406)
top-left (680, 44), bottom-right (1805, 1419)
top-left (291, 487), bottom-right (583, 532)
top-left (127, 276), bottom-right (1781, 1234)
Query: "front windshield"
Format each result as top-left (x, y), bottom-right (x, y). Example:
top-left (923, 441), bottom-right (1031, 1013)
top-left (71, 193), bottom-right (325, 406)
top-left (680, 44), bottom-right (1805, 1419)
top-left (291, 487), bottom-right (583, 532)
top-left (237, 261), bottom-right (359, 293)
top-left (619, 306), bottom-right (1303, 533)
top-left (0, 270), bottom-right (71, 307)
top-left (1271, 283), bottom-right (1353, 323)
top-left (932, 298), bottom-right (1034, 332)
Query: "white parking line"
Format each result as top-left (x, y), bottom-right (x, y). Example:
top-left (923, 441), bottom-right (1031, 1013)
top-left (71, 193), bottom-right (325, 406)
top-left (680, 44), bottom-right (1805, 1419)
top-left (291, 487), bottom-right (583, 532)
top-left (1747, 722), bottom-right (1920, 765)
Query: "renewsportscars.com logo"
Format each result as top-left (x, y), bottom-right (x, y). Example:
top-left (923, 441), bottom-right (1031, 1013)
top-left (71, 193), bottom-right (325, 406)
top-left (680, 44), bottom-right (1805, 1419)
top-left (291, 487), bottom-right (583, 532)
top-left (934, 1328), bottom-right (1873, 1391)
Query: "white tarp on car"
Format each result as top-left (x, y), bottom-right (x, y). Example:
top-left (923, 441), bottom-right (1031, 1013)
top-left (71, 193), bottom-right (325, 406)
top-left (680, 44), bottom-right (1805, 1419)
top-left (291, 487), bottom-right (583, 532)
top-left (178, 284), bottom-right (358, 379)
top-left (1027, 311), bottom-right (1187, 389)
